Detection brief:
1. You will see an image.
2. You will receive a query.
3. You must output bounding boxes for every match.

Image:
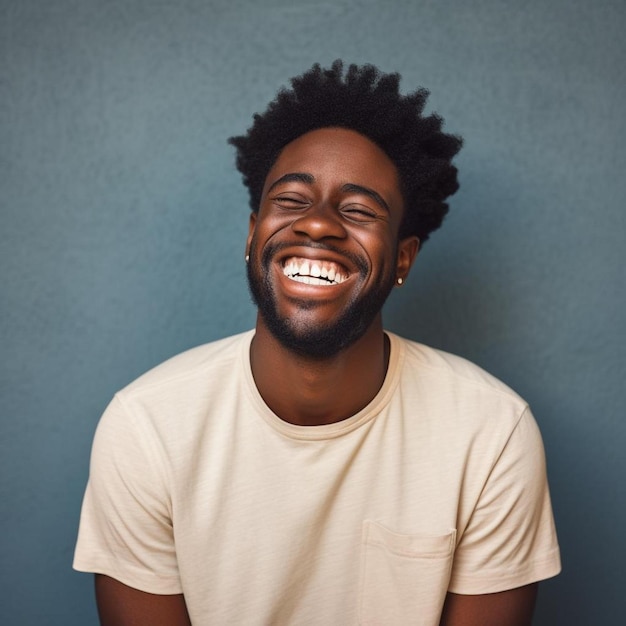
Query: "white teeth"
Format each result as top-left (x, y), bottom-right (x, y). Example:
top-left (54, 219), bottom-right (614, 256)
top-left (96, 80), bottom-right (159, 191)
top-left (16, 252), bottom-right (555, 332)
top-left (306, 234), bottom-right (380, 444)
top-left (282, 257), bottom-right (347, 285)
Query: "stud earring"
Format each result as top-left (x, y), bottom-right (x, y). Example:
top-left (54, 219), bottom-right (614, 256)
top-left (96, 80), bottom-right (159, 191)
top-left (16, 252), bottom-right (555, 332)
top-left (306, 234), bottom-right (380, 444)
top-left (245, 255), bottom-right (249, 263)
top-left (397, 277), bottom-right (403, 285)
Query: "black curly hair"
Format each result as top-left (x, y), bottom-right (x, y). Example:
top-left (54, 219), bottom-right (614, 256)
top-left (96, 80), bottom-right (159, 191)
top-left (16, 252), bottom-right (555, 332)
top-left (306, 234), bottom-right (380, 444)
top-left (229, 60), bottom-right (462, 243)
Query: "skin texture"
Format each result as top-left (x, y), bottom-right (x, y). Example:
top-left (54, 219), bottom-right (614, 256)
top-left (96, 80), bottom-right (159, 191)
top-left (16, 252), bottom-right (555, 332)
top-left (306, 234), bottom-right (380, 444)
top-left (439, 584), bottom-right (538, 626)
top-left (95, 575), bottom-right (190, 626)
top-left (95, 127), bottom-right (539, 624)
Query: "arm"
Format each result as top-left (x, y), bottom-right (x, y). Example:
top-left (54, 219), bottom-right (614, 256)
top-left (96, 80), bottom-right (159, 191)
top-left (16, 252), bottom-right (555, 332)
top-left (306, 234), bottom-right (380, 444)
top-left (95, 575), bottom-right (191, 626)
top-left (439, 583), bottom-right (538, 626)
top-left (446, 409), bottom-right (559, 615)
top-left (75, 399), bottom-right (187, 618)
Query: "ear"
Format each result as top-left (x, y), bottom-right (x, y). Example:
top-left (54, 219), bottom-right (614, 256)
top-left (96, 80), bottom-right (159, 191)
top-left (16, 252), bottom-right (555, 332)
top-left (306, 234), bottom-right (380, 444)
top-left (395, 235), bottom-right (420, 283)
top-left (245, 212), bottom-right (257, 258)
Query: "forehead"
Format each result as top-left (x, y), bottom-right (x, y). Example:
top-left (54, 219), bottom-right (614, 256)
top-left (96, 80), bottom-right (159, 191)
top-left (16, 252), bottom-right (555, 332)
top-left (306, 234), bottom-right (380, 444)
top-left (263, 127), bottom-right (402, 204)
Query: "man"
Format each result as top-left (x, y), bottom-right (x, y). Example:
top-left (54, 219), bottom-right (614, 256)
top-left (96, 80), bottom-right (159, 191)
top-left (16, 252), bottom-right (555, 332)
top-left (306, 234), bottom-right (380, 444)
top-left (74, 61), bottom-right (560, 625)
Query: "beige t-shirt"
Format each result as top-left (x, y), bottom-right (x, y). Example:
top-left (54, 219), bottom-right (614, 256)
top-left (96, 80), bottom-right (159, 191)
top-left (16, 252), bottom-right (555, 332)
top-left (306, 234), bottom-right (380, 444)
top-left (74, 331), bottom-right (560, 625)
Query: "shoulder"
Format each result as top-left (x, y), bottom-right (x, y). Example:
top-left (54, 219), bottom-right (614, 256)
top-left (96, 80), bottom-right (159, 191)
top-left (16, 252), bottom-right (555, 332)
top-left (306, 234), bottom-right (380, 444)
top-left (119, 330), bottom-right (253, 399)
top-left (98, 330), bottom-right (254, 440)
top-left (388, 332), bottom-right (529, 436)
top-left (91, 331), bottom-right (254, 465)
top-left (391, 333), bottom-right (525, 401)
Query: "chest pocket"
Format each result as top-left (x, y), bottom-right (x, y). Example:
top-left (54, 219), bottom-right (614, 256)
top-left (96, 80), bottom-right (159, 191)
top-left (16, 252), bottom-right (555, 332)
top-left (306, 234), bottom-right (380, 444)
top-left (358, 521), bottom-right (456, 626)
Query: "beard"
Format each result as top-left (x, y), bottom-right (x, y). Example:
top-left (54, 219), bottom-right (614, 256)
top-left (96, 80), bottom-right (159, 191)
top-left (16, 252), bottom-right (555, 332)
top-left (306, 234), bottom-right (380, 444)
top-left (247, 239), bottom-right (396, 359)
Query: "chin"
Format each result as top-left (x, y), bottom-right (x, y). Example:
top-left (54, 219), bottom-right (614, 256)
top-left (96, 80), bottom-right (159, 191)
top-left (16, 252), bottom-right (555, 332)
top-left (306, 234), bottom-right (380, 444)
top-left (250, 277), bottom-right (391, 361)
top-left (265, 315), bottom-right (371, 360)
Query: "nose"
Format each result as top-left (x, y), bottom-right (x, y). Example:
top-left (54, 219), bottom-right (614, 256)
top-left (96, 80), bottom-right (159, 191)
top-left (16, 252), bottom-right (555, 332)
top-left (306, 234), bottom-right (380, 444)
top-left (290, 203), bottom-right (347, 241)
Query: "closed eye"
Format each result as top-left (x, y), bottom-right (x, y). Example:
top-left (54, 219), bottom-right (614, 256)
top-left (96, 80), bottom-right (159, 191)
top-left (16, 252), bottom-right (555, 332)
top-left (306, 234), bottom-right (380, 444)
top-left (341, 204), bottom-right (383, 223)
top-left (273, 195), bottom-right (309, 209)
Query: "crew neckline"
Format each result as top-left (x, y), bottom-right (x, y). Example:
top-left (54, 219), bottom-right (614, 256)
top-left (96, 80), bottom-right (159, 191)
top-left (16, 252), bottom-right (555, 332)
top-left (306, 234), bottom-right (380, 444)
top-left (241, 331), bottom-right (405, 441)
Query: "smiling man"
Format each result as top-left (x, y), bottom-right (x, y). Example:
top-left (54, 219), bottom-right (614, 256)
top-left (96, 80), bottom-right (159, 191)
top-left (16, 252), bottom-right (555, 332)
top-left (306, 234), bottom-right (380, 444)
top-left (74, 61), bottom-right (561, 625)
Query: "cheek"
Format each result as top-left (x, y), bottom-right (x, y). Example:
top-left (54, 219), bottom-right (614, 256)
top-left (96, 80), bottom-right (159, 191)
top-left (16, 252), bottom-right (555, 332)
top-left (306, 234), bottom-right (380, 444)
top-left (255, 214), bottom-right (293, 244)
top-left (357, 230), bottom-right (396, 264)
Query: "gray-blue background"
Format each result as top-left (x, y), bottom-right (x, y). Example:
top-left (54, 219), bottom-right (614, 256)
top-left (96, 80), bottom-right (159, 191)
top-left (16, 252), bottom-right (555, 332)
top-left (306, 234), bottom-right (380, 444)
top-left (1, 0), bottom-right (624, 624)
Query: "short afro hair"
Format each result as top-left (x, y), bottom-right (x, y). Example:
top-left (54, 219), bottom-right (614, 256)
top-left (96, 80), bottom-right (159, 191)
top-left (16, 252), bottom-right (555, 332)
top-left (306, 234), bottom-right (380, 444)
top-left (229, 60), bottom-right (462, 243)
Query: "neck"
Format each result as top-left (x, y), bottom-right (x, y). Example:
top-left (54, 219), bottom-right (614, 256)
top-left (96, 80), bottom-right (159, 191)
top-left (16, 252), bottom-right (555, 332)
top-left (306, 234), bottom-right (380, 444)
top-left (250, 315), bottom-right (390, 426)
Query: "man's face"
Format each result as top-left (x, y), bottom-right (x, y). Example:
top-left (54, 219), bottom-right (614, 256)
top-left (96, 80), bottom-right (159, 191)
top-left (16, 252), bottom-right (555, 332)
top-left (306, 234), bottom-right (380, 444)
top-left (246, 127), bottom-right (417, 359)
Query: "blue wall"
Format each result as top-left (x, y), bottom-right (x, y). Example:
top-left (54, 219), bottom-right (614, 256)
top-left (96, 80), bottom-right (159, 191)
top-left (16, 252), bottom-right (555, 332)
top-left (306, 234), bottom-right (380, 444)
top-left (1, 1), bottom-right (624, 624)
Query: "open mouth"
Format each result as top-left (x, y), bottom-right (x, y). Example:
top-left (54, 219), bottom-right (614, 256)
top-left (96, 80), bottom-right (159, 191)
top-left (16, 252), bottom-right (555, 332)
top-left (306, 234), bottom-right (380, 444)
top-left (282, 257), bottom-right (348, 286)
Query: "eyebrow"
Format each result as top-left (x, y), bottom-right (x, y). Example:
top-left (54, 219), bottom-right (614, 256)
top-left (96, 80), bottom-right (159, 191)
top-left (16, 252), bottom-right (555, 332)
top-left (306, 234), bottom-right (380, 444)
top-left (267, 172), bottom-right (315, 193)
top-left (341, 183), bottom-right (390, 213)
top-left (267, 173), bottom-right (390, 213)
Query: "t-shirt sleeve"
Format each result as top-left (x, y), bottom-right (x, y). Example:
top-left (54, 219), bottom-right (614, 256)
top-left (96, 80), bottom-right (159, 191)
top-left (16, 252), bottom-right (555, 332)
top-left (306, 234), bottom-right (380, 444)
top-left (73, 394), bottom-right (182, 594)
top-left (448, 406), bottom-right (561, 594)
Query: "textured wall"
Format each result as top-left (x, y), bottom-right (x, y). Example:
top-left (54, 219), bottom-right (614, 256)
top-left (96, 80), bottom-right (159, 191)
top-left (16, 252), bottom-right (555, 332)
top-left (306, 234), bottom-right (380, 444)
top-left (1, 0), bottom-right (624, 624)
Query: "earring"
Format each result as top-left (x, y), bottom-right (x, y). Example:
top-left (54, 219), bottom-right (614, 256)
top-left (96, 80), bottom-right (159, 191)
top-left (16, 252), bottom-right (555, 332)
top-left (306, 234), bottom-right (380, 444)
top-left (245, 255), bottom-right (249, 263)
top-left (396, 277), bottom-right (403, 285)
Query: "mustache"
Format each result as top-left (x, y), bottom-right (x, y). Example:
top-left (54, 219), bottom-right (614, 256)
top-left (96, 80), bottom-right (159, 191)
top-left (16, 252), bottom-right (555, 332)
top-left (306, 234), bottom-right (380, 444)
top-left (260, 241), bottom-right (369, 275)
